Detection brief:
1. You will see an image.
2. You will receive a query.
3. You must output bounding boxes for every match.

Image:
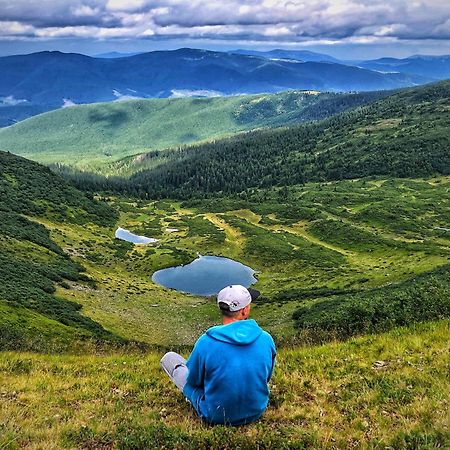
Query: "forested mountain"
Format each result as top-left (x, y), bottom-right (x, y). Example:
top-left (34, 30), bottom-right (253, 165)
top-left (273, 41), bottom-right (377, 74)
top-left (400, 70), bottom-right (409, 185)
top-left (0, 151), bottom-right (121, 350)
top-left (64, 80), bottom-right (449, 198)
top-left (0, 89), bottom-right (390, 170)
top-left (0, 48), bottom-right (431, 126)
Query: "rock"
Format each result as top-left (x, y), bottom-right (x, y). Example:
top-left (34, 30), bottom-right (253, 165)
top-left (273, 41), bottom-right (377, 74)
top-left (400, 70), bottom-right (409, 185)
top-left (372, 360), bottom-right (388, 369)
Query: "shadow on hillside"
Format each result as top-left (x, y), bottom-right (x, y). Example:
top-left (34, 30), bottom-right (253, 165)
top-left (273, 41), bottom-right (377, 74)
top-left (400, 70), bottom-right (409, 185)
top-left (88, 108), bottom-right (129, 128)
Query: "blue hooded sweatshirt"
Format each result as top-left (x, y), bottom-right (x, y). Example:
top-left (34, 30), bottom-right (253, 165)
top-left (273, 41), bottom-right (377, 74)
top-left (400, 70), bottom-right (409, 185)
top-left (182, 319), bottom-right (276, 426)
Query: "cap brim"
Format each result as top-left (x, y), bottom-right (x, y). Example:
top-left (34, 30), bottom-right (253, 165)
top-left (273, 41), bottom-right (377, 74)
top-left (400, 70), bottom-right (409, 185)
top-left (248, 288), bottom-right (261, 301)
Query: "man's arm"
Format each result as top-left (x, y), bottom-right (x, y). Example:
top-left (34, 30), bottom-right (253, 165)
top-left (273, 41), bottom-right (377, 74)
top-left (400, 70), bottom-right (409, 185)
top-left (185, 335), bottom-right (207, 388)
top-left (182, 336), bottom-right (208, 412)
top-left (267, 336), bottom-right (277, 382)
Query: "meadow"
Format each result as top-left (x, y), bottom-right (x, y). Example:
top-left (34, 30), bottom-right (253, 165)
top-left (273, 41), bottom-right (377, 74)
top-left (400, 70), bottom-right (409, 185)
top-left (10, 176), bottom-right (445, 349)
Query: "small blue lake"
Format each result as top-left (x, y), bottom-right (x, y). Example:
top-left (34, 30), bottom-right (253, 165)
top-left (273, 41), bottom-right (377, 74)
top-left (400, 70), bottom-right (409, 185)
top-left (115, 227), bottom-right (159, 244)
top-left (152, 255), bottom-right (257, 296)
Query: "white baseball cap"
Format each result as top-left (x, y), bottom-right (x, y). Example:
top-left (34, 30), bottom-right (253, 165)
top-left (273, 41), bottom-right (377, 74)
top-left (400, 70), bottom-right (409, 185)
top-left (217, 285), bottom-right (260, 311)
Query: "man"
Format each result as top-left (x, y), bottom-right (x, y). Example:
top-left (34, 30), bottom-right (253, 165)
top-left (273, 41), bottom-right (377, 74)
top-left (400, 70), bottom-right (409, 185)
top-left (160, 284), bottom-right (276, 426)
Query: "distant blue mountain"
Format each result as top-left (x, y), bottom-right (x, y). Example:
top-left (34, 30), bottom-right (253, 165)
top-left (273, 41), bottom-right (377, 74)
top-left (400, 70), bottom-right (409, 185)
top-left (233, 48), bottom-right (341, 63)
top-left (355, 54), bottom-right (450, 79)
top-left (95, 51), bottom-right (144, 58)
top-left (0, 48), bottom-right (432, 126)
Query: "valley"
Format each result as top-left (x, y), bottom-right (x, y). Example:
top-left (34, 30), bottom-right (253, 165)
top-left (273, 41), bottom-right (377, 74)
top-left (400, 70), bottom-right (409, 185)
top-left (1, 148), bottom-right (449, 446)
top-left (2, 151), bottom-right (448, 349)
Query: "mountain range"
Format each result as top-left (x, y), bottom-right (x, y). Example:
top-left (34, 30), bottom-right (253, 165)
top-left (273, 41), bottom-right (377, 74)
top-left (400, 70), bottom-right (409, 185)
top-left (0, 48), bottom-right (432, 126)
top-left (235, 49), bottom-right (450, 80)
top-left (356, 54), bottom-right (450, 79)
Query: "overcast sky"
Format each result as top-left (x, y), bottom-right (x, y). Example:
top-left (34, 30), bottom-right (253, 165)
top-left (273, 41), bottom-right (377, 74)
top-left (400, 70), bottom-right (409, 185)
top-left (0, 0), bottom-right (449, 59)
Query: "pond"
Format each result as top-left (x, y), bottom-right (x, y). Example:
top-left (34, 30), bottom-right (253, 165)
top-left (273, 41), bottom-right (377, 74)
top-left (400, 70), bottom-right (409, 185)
top-left (152, 255), bottom-right (257, 296)
top-left (115, 227), bottom-right (159, 244)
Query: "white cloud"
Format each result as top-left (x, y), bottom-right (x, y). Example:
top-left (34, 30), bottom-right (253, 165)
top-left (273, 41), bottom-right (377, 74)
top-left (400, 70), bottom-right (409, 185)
top-left (62, 98), bottom-right (76, 107)
top-left (0, 20), bottom-right (35, 36)
top-left (0, 0), bottom-right (449, 46)
top-left (71, 5), bottom-right (101, 17)
top-left (170, 89), bottom-right (223, 98)
top-left (263, 26), bottom-right (293, 37)
top-left (106, 0), bottom-right (148, 12)
top-left (0, 95), bottom-right (28, 106)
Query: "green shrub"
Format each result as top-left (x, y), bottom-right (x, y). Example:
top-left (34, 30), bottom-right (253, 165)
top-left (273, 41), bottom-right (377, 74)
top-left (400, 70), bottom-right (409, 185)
top-left (292, 265), bottom-right (450, 341)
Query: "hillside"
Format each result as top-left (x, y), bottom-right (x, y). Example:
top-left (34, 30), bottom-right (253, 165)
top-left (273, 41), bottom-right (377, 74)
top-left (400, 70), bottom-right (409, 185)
top-left (3, 169), bottom-right (448, 348)
top-left (0, 151), bottom-right (123, 351)
top-left (0, 90), bottom-right (388, 170)
top-left (1, 319), bottom-right (449, 448)
top-left (112, 80), bottom-right (450, 197)
top-left (2, 145), bottom-right (449, 348)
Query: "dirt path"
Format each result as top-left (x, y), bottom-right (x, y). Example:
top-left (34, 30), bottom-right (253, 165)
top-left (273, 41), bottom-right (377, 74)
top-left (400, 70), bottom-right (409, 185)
top-left (274, 223), bottom-right (352, 256)
top-left (204, 213), bottom-right (245, 254)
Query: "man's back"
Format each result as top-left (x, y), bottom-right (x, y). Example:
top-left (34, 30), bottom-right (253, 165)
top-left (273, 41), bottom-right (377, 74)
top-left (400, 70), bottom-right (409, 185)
top-left (183, 319), bottom-right (276, 425)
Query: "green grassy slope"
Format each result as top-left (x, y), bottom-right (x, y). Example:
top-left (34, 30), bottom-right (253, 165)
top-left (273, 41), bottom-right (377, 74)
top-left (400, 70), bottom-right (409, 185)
top-left (123, 80), bottom-right (450, 196)
top-left (0, 90), bottom-right (387, 171)
top-left (1, 320), bottom-right (448, 449)
top-left (0, 151), bottom-right (123, 351)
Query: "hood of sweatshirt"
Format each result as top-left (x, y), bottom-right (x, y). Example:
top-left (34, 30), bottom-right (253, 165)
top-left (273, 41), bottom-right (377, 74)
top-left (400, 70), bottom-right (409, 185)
top-left (206, 319), bottom-right (262, 346)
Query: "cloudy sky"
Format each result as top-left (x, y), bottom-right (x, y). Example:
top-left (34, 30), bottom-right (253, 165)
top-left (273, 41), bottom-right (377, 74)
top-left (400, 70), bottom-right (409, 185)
top-left (0, 0), bottom-right (449, 58)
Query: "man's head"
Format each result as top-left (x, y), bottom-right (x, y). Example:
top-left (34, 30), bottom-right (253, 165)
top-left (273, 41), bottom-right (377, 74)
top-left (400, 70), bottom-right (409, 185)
top-left (217, 285), bottom-right (260, 323)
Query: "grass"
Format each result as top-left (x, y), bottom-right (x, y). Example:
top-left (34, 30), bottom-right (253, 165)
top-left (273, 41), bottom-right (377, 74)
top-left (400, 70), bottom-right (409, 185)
top-left (0, 319), bottom-right (448, 449)
top-left (0, 300), bottom-right (89, 353)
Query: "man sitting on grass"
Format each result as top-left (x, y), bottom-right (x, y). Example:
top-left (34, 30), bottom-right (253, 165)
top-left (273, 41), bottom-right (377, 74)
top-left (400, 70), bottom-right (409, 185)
top-left (160, 284), bottom-right (277, 426)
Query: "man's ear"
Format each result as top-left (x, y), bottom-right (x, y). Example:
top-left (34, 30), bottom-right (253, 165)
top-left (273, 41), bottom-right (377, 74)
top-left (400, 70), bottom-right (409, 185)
top-left (241, 304), bottom-right (250, 317)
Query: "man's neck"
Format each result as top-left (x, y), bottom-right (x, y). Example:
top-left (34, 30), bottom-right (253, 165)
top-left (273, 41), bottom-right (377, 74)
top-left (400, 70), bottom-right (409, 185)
top-left (223, 316), bottom-right (246, 325)
top-left (222, 317), bottom-right (238, 325)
